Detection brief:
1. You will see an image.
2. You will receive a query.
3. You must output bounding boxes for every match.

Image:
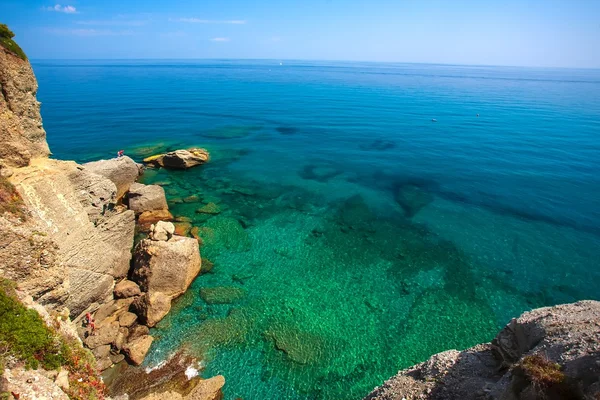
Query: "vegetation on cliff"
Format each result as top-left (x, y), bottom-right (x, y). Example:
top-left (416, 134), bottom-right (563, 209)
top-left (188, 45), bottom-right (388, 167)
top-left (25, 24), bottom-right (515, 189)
top-left (0, 24), bottom-right (26, 61)
top-left (0, 176), bottom-right (27, 219)
top-left (0, 279), bottom-right (106, 399)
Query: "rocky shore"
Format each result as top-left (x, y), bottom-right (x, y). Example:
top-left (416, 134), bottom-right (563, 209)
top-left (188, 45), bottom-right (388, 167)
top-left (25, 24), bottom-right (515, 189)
top-left (0, 37), bottom-right (221, 399)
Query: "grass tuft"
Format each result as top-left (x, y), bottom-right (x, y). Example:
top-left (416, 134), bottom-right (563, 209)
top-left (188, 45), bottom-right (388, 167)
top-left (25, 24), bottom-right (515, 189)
top-left (0, 23), bottom-right (27, 60)
top-left (520, 354), bottom-right (565, 387)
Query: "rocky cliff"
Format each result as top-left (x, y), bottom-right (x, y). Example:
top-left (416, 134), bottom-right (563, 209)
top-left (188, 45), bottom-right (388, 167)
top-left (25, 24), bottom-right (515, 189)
top-left (0, 43), bottom-right (49, 171)
top-left (365, 300), bottom-right (600, 400)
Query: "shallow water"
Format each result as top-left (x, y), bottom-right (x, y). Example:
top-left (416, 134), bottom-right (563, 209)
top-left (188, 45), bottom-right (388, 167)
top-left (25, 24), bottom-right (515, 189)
top-left (35, 60), bottom-right (600, 399)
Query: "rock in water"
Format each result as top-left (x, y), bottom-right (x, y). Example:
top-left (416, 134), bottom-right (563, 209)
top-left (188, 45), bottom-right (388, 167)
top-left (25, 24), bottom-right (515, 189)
top-left (123, 335), bottom-right (154, 366)
top-left (132, 236), bottom-right (201, 299)
top-left (83, 156), bottom-right (142, 199)
top-left (199, 287), bottom-right (246, 304)
top-left (144, 148), bottom-right (209, 169)
top-left (394, 184), bottom-right (434, 218)
top-left (132, 292), bottom-right (172, 327)
top-left (128, 182), bottom-right (169, 214)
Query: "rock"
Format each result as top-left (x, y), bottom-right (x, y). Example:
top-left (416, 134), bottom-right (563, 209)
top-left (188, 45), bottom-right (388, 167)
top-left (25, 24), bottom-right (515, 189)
top-left (175, 216), bottom-right (192, 223)
top-left (123, 335), bottom-right (154, 366)
top-left (92, 344), bottom-right (111, 359)
top-left (2, 368), bottom-right (69, 400)
top-left (84, 320), bottom-right (120, 349)
top-left (394, 184), bottom-right (434, 218)
top-left (128, 182), bottom-right (168, 214)
top-left (183, 195), bottom-right (200, 203)
top-left (195, 202), bottom-right (221, 215)
top-left (138, 210), bottom-right (174, 231)
top-left (0, 45), bottom-right (50, 168)
top-left (114, 327), bottom-right (130, 350)
top-left (128, 324), bottom-right (150, 342)
top-left (55, 368), bottom-right (70, 391)
top-left (110, 353), bottom-right (126, 364)
top-left (83, 156), bottom-right (141, 199)
top-left (8, 159), bottom-right (136, 317)
top-left (149, 221), bottom-right (175, 241)
top-left (199, 287), bottom-right (245, 304)
top-left (133, 292), bottom-right (172, 327)
top-left (201, 258), bottom-right (214, 274)
top-left (119, 311), bottom-right (138, 327)
top-left (94, 298), bottom-right (135, 325)
top-left (173, 221), bottom-right (192, 237)
top-left (114, 280), bottom-right (142, 298)
top-left (364, 300), bottom-right (600, 400)
top-left (97, 355), bottom-right (114, 371)
top-left (132, 236), bottom-right (201, 299)
top-left (190, 226), bottom-right (200, 241)
top-left (144, 148), bottom-right (209, 169)
top-left (186, 375), bottom-right (226, 400)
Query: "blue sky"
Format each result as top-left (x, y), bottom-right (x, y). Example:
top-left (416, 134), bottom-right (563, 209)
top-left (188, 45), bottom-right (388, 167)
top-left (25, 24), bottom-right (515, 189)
top-left (1, 0), bottom-right (599, 67)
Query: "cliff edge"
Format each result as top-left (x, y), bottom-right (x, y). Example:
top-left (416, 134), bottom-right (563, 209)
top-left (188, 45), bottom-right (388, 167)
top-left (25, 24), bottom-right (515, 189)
top-left (0, 28), bottom-right (49, 171)
top-left (365, 300), bottom-right (600, 400)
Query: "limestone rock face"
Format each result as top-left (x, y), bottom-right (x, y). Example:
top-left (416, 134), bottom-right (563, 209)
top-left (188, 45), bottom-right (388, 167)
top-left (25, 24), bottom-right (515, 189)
top-left (83, 156), bottom-right (142, 199)
top-left (144, 148), bottom-right (209, 169)
top-left (132, 236), bottom-right (201, 299)
top-left (0, 368), bottom-right (69, 400)
top-left (364, 300), bottom-right (600, 400)
top-left (114, 279), bottom-right (142, 298)
top-left (123, 335), bottom-right (154, 366)
top-left (0, 46), bottom-right (50, 168)
top-left (132, 291), bottom-right (172, 327)
top-left (9, 159), bottom-right (136, 317)
top-left (127, 182), bottom-right (168, 214)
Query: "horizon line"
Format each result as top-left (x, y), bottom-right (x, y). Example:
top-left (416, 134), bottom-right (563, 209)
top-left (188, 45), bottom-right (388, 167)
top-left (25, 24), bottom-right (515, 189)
top-left (27, 57), bottom-right (600, 71)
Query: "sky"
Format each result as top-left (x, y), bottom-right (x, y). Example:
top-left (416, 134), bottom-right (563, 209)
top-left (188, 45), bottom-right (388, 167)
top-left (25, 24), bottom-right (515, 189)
top-left (1, 0), bottom-right (599, 67)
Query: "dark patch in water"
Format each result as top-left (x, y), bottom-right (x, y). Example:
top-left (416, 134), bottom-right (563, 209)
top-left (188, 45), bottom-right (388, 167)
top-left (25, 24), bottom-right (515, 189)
top-left (299, 164), bottom-right (343, 183)
top-left (359, 139), bottom-right (396, 151)
top-left (276, 126), bottom-right (299, 135)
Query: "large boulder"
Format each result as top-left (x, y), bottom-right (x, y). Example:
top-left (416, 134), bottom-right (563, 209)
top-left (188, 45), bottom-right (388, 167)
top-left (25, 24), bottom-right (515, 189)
top-left (123, 335), bottom-right (154, 366)
top-left (364, 300), bottom-right (600, 400)
top-left (144, 148), bottom-right (209, 169)
top-left (132, 236), bottom-right (201, 299)
top-left (132, 291), bottom-right (171, 327)
top-left (127, 182), bottom-right (168, 214)
top-left (114, 279), bottom-right (142, 299)
top-left (83, 156), bottom-right (142, 200)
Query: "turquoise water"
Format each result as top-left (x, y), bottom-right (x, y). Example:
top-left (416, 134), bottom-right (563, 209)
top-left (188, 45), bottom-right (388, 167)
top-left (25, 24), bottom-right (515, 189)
top-left (35, 60), bottom-right (600, 399)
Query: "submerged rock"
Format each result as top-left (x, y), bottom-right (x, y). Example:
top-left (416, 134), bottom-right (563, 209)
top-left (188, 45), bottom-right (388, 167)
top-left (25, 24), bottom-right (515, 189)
top-left (394, 184), bottom-right (434, 218)
top-left (138, 210), bottom-right (174, 231)
top-left (199, 287), bottom-right (246, 304)
top-left (144, 148), bottom-right (209, 169)
top-left (195, 202), bottom-right (221, 215)
top-left (128, 182), bottom-right (168, 214)
top-left (83, 156), bottom-right (142, 199)
top-left (174, 221), bottom-right (192, 237)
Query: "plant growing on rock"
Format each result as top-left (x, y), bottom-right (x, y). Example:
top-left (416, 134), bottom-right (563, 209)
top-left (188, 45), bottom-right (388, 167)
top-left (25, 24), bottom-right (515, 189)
top-left (0, 177), bottom-right (27, 220)
top-left (0, 23), bottom-right (27, 60)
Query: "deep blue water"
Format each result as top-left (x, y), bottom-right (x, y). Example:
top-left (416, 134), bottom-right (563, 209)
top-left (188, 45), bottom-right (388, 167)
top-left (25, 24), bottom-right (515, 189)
top-left (34, 60), bottom-right (600, 399)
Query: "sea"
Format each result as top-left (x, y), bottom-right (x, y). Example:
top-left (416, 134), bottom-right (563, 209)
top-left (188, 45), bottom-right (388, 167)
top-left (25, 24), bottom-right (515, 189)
top-left (33, 59), bottom-right (600, 399)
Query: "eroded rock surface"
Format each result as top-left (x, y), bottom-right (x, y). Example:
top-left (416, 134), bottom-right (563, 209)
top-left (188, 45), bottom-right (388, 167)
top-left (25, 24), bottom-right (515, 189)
top-left (83, 155), bottom-right (142, 199)
top-left (365, 300), bottom-right (600, 400)
top-left (127, 182), bottom-right (168, 214)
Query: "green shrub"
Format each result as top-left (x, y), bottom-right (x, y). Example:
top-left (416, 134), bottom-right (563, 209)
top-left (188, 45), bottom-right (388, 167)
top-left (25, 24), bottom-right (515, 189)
top-left (0, 23), bottom-right (26, 60)
top-left (0, 176), bottom-right (27, 220)
top-left (0, 280), bottom-right (67, 370)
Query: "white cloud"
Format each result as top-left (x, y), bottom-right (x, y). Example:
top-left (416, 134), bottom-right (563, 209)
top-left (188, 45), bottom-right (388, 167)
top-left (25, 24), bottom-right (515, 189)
top-left (210, 37), bottom-right (230, 42)
top-left (171, 18), bottom-right (246, 24)
top-left (45, 4), bottom-right (78, 14)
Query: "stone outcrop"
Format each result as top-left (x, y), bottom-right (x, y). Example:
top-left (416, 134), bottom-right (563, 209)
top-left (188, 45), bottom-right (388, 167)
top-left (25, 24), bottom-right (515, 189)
top-left (132, 291), bottom-right (172, 327)
top-left (132, 235), bottom-right (201, 300)
top-left (144, 148), bottom-right (209, 169)
top-left (127, 182), bottom-right (168, 214)
top-left (365, 300), bottom-right (600, 400)
top-left (123, 335), bottom-right (154, 366)
top-left (7, 159), bottom-right (136, 317)
top-left (0, 45), bottom-right (50, 170)
top-left (83, 155), bottom-right (142, 199)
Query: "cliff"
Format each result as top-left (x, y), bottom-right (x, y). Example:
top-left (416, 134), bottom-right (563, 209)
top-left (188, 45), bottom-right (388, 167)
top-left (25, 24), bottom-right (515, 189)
top-left (365, 300), bottom-right (600, 400)
top-left (0, 39), bottom-right (49, 171)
